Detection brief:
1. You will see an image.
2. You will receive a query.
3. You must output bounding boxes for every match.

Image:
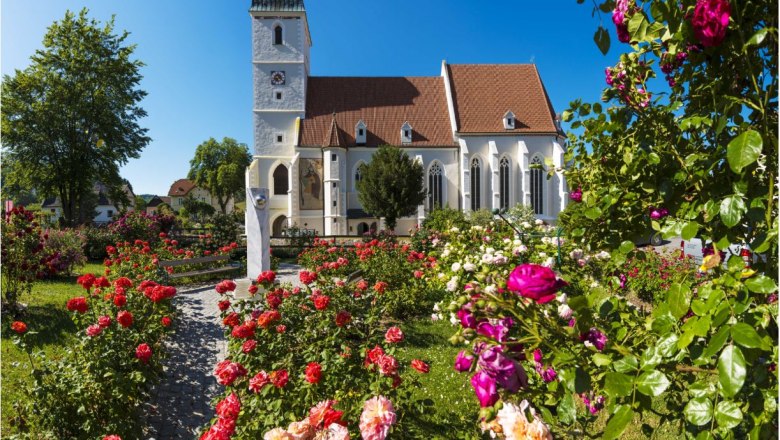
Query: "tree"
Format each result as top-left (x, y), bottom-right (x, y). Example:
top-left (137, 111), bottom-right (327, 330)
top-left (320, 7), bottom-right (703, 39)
top-left (1, 9), bottom-right (150, 226)
top-left (188, 137), bottom-right (251, 214)
top-left (134, 196), bottom-right (148, 211)
top-left (182, 195), bottom-right (216, 223)
top-left (356, 145), bottom-right (426, 231)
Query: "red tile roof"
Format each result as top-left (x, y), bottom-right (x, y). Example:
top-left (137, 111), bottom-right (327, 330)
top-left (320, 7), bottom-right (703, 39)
top-left (168, 179), bottom-right (196, 197)
top-left (446, 64), bottom-right (560, 135)
top-left (299, 77), bottom-right (455, 147)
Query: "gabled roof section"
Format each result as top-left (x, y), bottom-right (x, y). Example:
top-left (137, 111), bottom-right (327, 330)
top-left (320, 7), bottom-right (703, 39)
top-left (446, 64), bottom-right (560, 135)
top-left (299, 77), bottom-right (455, 148)
top-left (323, 115), bottom-right (346, 147)
top-left (250, 0), bottom-right (305, 12)
top-left (168, 179), bottom-right (197, 197)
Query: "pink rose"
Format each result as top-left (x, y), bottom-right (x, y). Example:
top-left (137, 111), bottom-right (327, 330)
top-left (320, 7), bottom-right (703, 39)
top-left (86, 324), bottom-right (103, 337)
top-left (384, 326), bottom-right (404, 344)
top-left (454, 351), bottom-right (474, 372)
top-left (692, 0), bottom-right (731, 47)
top-left (470, 371), bottom-right (498, 407)
top-left (507, 264), bottom-right (568, 304)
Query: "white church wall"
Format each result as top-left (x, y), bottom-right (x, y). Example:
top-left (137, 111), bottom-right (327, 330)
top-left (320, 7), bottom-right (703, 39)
top-left (251, 16), bottom-right (306, 63)
top-left (253, 112), bottom-right (300, 156)
top-left (253, 64), bottom-right (306, 112)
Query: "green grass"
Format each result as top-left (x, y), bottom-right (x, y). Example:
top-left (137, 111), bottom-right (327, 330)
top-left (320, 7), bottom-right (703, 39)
top-left (1, 262), bottom-right (104, 435)
top-left (396, 318), bottom-right (483, 439)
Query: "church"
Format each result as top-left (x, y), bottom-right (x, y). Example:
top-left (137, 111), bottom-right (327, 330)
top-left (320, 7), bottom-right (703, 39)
top-left (245, 0), bottom-right (568, 239)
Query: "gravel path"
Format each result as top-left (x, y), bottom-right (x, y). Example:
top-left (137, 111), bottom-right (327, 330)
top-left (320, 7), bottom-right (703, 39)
top-left (143, 263), bottom-right (302, 439)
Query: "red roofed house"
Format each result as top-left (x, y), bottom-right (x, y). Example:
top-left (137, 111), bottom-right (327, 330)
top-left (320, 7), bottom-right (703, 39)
top-left (168, 178), bottom-right (234, 214)
top-left (247, 0), bottom-right (567, 237)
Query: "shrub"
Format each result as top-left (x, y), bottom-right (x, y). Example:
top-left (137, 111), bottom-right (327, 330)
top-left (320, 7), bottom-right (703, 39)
top-left (109, 210), bottom-right (177, 243)
top-left (623, 248), bottom-right (702, 303)
top-left (43, 228), bottom-right (87, 276)
top-left (421, 206), bottom-right (468, 233)
top-left (505, 203), bottom-right (537, 227)
top-left (207, 212), bottom-right (240, 248)
top-left (1, 207), bottom-right (51, 310)
top-left (81, 225), bottom-right (120, 260)
top-left (465, 208), bottom-right (495, 228)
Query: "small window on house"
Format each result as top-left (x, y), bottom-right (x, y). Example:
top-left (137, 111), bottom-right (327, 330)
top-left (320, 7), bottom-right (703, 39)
top-left (107, 210), bottom-right (114, 218)
top-left (355, 120), bottom-right (367, 144)
top-left (401, 122), bottom-right (413, 144)
top-left (332, 201), bottom-right (337, 207)
top-left (503, 111), bottom-right (516, 130)
top-left (275, 91), bottom-right (283, 100)
top-left (332, 154), bottom-right (337, 162)
top-left (275, 133), bottom-right (284, 143)
top-left (274, 25), bottom-right (283, 45)
top-left (332, 182), bottom-right (337, 188)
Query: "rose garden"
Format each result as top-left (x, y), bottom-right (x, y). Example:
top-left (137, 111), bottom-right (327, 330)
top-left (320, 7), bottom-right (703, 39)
top-left (2, 0), bottom-right (777, 439)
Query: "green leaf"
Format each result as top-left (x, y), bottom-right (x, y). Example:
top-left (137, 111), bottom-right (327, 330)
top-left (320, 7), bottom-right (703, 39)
top-left (648, 153), bottom-right (661, 164)
top-left (604, 372), bottom-right (633, 398)
top-left (745, 275), bottom-right (778, 294)
top-left (743, 27), bottom-right (770, 50)
top-left (557, 392), bottom-right (576, 425)
top-left (685, 397), bottom-right (714, 426)
top-left (702, 326), bottom-right (730, 359)
top-left (668, 283), bottom-right (692, 320)
top-left (584, 207), bottom-right (602, 220)
top-left (730, 323), bottom-right (765, 349)
top-left (613, 355), bottom-right (639, 373)
top-left (593, 353), bottom-right (612, 366)
top-left (594, 26), bottom-right (611, 55)
top-left (637, 370), bottom-right (671, 396)
top-left (720, 196), bottom-right (747, 228)
top-left (727, 130), bottom-right (762, 173)
top-left (718, 345), bottom-right (747, 398)
top-left (681, 222), bottom-right (700, 240)
top-left (603, 405), bottom-right (634, 440)
top-left (656, 333), bottom-right (679, 358)
top-left (715, 400), bottom-right (743, 430)
top-left (627, 13), bottom-right (649, 42)
top-left (619, 240), bottom-right (635, 254)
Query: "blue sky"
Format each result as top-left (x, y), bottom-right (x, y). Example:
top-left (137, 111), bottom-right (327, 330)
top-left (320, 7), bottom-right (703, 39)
top-left (2, 0), bottom-right (621, 196)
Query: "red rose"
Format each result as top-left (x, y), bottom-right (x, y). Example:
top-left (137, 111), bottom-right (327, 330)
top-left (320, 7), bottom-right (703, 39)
top-left (248, 371), bottom-right (270, 393)
top-left (335, 310), bottom-right (351, 327)
top-left (299, 270), bottom-right (317, 285)
top-left (218, 300), bottom-right (231, 311)
top-left (87, 324), bottom-right (103, 337)
top-left (507, 264), bottom-right (568, 304)
top-left (384, 326), bottom-right (404, 344)
top-left (248, 285), bottom-right (258, 295)
top-left (77, 273), bottom-right (96, 291)
top-left (377, 354), bottom-right (399, 376)
top-left (66, 296), bottom-right (89, 313)
top-left (411, 359), bottom-right (430, 374)
top-left (223, 312), bottom-right (241, 328)
top-left (305, 362), bottom-right (322, 384)
top-left (135, 343), bottom-right (152, 364)
top-left (215, 392), bottom-right (241, 420)
top-left (266, 292), bottom-right (282, 309)
top-left (356, 280), bottom-right (369, 291)
top-left (257, 310), bottom-right (281, 329)
top-left (276, 324), bottom-right (286, 333)
top-left (117, 310), bottom-right (134, 328)
top-left (231, 322), bottom-right (256, 339)
top-left (366, 345), bottom-right (385, 365)
top-left (214, 359), bottom-right (248, 386)
top-left (95, 276), bottom-right (111, 288)
top-left (313, 295), bottom-right (330, 310)
top-left (11, 321), bottom-right (27, 334)
top-left (113, 294), bottom-right (127, 308)
top-left (373, 281), bottom-right (388, 294)
top-left (103, 435), bottom-right (122, 440)
top-left (691, 0), bottom-right (731, 47)
top-left (270, 369), bottom-right (289, 388)
top-left (98, 315), bottom-right (112, 328)
top-left (257, 270), bottom-right (276, 285)
top-left (161, 316), bottom-right (172, 327)
top-left (242, 340), bottom-right (257, 353)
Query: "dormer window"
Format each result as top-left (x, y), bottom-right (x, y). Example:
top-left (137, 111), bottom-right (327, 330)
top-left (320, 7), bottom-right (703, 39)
top-left (273, 25), bottom-right (283, 45)
top-left (401, 122), bottom-right (412, 144)
top-left (503, 111), bottom-right (516, 130)
top-left (355, 120), bottom-right (367, 145)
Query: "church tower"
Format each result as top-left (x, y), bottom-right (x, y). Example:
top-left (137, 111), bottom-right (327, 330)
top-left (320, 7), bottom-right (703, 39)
top-left (249, 0), bottom-right (310, 157)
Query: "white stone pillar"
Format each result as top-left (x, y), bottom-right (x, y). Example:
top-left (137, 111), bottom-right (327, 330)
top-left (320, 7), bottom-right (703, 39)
top-left (518, 141), bottom-right (530, 206)
top-left (415, 155), bottom-right (426, 226)
top-left (246, 160), bottom-right (270, 279)
top-left (488, 141), bottom-right (500, 211)
top-left (553, 140), bottom-right (567, 213)
top-left (288, 153), bottom-right (300, 228)
top-left (459, 139), bottom-right (470, 214)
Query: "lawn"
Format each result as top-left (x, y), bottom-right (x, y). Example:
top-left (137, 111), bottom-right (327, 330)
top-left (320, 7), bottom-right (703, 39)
top-left (395, 318), bottom-right (482, 439)
top-left (1, 262), bottom-right (104, 434)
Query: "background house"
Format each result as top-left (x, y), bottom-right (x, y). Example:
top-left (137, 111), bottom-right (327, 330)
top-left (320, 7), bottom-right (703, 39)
top-left (145, 196), bottom-right (172, 215)
top-left (167, 178), bottom-right (235, 214)
top-left (41, 182), bottom-right (135, 225)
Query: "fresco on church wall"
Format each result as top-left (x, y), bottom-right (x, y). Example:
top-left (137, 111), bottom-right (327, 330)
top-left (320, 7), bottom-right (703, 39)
top-left (299, 158), bottom-right (323, 210)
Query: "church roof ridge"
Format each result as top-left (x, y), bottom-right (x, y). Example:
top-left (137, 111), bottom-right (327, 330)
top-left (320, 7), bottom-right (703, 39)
top-left (249, 0), bottom-right (305, 12)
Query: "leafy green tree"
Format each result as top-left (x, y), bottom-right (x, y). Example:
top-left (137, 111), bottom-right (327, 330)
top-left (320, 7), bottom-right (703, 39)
top-left (182, 195), bottom-right (216, 223)
top-left (134, 196), bottom-right (148, 211)
top-left (1, 9), bottom-right (150, 226)
top-left (188, 137), bottom-right (251, 214)
top-left (356, 145), bottom-right (426, 231)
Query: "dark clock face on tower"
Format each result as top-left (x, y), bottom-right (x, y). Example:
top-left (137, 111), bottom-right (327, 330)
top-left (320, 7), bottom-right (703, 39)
top-left (271, 71), bottom-right (286, 85)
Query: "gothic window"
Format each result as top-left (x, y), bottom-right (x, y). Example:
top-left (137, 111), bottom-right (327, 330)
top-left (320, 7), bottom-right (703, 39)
top-left (470, 157), bottom-right (481, 211)
top-left (530, 156), bottom-right (544, 215)
top-left (273, 25), bottom-right (283, 45)
top-left (428, 162), bottom-right (443, 211)
top-left (272, 215), bottom-right (287, 236)
top-left (273, 164), bottom-right (289, 195)
top-left (354, 162), bottom-right (364, 191)
top-left (499, 156), bottom-right (510, 210)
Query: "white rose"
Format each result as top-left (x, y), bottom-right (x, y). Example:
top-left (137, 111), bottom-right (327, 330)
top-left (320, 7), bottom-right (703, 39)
top-left (484, 284), bottom-right (497, 295)
top-left (450, 227), bottom-right (460, 233)
top-left (433, 303), bottom-right (440, 312)
top-left (521, 222), bottom-right (532, 229)
top-left (538, 252), bottom-right (547, 258)
top-left (556, 293), bottom-right (568, 304)
top-left (535, 219), bottom-right (544, 225)
top-left (542, 257), bottom-right (555, 268)
top-left (451, 262), bottom-right (462, 272)
top-left (558, 304), bottom-right (573, 320)
top-left (446, 277), bottom-right (459, 292)
top-left (463, 262), bottom-right (476, 272)
top-left (492, 255), bottom-right (508, 265)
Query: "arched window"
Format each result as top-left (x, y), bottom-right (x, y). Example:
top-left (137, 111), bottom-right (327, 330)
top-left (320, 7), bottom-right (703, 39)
top-left (272, 215), bottom-right (287, 237)
top-left (353, 162), bottom-right (364, 191)
top-left (530, 156), bottom-right (544, 215)
top-left (273, 164), bottom-right (289, 195)
top-left (273, 25), bottom-right (283, 45)
top-left (428, 162), bottom-right (443, 211)
top-left (470, 157), bottom-right (481, 211)
top-left (499, 156), bottom-right (510, 210)
top-left (357, 222), bottom-right (369, 236)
